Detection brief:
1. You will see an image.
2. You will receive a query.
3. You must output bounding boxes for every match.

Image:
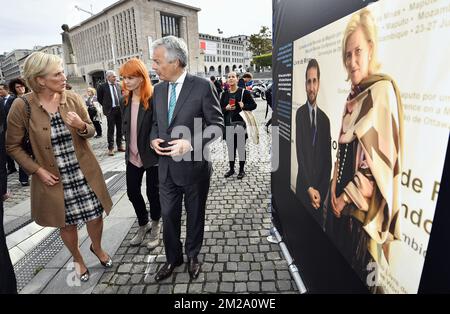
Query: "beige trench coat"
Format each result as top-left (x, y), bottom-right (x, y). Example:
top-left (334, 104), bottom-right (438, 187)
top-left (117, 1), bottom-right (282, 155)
top-left (6, 91), bottom-right (113, 228)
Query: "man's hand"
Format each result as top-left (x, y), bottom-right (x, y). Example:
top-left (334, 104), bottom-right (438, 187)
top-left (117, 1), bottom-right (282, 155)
top-left (151, 139), bottom-right (191, 157)
top-left (225, 105), bottom-right (236, 111)
top-left (307, 187), bottom-right (321, 210)
top-left (151, 139), bottom-right (166, 156)
top-left (332, 193), bottom-right (348, 218)
top-left (165, 139), bottom-right (192, 157)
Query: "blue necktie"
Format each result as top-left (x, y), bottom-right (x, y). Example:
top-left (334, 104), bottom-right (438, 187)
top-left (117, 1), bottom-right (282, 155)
top-left (168, 83), bottom-right (178, 124)
top-left (312, 108), bottom-right (317, 146)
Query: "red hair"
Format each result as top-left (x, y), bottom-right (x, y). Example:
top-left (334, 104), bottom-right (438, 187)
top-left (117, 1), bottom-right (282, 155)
top-left (119, 58), bottom-right (153, 110)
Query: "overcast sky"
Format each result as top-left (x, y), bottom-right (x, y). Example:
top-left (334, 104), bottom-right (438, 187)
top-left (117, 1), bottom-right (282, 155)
top-left (0, 0), bottom-right (272, 53)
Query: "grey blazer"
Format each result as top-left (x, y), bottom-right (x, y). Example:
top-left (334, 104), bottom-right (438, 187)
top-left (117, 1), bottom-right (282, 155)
top-left (122, 94), bottom-right (158, 169)
top-left (150, 73), bottom-right (224, 186)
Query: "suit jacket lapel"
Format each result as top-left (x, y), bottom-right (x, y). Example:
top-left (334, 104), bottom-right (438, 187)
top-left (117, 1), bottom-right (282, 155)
top-left (161, 82), bottom-right (169, 129)
top-left (169, 74), bottom-right (194, 127)
top-left (137, 102), bottom-right (146, 137)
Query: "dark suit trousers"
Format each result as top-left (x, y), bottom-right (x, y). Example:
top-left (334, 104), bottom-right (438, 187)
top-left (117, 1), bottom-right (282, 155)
top-left (126, 162), bottom-right (161, 226)
top-left (0, 202), bottom-right (17, 294)
top-left (6, 155), bottom-right (16, 172)
top-left (107, 107), bottom-right (123, 150)
top-left (159, 171), bottom-right (210, 264)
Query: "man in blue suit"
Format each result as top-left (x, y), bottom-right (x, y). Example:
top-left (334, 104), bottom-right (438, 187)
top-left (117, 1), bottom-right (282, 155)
top-left (150, 36), bottom-right (224, 281)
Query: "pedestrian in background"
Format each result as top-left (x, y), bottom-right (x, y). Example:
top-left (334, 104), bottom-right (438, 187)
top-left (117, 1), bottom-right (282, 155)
top-left (221, 71), bottom-right (257, 179)
top-left (97, 70), bottom-right (125, 156)
top-left (85, 87), bottom-right (103, 138)
top-left (0, 97), bottom-right (17, 294)
top-left (8, 78), bottom-right (31, 186)
top-left (120, 58), bottom-right (162, 250)
top-left (6, 52), bottom-right (113, 283)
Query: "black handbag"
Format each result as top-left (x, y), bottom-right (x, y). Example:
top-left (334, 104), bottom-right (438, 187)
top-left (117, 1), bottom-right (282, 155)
top-left (19, 96), bottom-right (34, 158)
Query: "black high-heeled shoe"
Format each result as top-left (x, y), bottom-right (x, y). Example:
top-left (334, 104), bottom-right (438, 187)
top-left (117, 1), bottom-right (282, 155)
top-left (79, 269), bottom-right (90, 282)
top-left (90, 244), bottom-right (113, 268)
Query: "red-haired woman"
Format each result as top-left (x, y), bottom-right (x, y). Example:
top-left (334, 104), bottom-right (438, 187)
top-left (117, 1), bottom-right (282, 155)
top-left (120, 58), bottom-right (162, 250)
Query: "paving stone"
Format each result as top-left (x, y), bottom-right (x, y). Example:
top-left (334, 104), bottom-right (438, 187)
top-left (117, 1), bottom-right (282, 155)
top-left (222, 273), bottom-right (235, 282)
top-left (247, 282), bottom-right (260, 292)
top-left (115, 274), bottom-right (130, 285)
top-left (235, 272), bottom-right (248, 282)
top-left (219, 282), bottom-right (234, 293)
top-left (204, 283), bottom-right (218, 294)
top-left (189, 283), bottom-right (203, 294)
top-left (117, 286), bottom-right (131, 294)
top-left (174, 284), bottom-right (188, 294)
top-left (144, 285), bottom-right (158, 294)
top-left (262, 282), bottom-right (277, 292)
top-left (277, 280), bottom-right (292, 291)
top-left (277, 270), bottom-right (292, 280)
top-left (226, 262), bottom-right (238, 271)
top-left (117, 263), bottom-right (133, 274)
top-left (206, 272), bottom-right (220, 282)
top-left (249, 271), bottom-right (262, 281)
top-left (235, 282), bottom-right (247, 293)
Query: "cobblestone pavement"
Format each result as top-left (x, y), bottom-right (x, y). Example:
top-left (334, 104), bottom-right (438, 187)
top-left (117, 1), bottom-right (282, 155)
top-left (91, 98), bottom-right (297, 294)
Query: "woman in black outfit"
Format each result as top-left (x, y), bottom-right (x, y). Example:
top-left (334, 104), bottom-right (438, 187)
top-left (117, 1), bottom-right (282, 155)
top-left (120, 58), bottom-right (162, 250)
top-left (220, 72), bottom-right (257, 179)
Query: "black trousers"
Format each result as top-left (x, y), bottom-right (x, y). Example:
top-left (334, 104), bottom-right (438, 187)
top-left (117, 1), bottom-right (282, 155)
top-left (126, 162), bottom-right (161, 227)
top-left (0, 202), bottom-right (17, 294)
top-left (107, 107), bottom-right (122, 150)
top-left (6, 155), bottom-right (15, 172)
top-left (93, 121), bottom-right (102, 137)
top-left (159, 171), bottom-right (210, 264)
top-left (6, 156), bottom-right (28, 183)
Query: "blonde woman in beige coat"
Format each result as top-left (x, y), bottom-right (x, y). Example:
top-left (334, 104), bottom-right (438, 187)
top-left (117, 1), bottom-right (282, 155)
top-left (6, 52), bottom-right (113, 283)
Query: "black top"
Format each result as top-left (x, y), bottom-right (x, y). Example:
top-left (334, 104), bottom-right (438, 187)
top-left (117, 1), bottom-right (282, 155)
top-left (122, 93), bottom-right (158, 169)
top-left (220, 88), bottom-right (257, 127)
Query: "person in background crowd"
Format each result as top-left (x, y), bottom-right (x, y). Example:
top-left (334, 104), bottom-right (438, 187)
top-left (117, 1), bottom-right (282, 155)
top-left (6, 52), bottom-right (113, 283)
top-left (120, 58), bottom-right (162, 250)
top-left (221, 71), bottom-right (257, 180)
top-left (85, 88), bottom-right (103, 138)
top-left (0, 84), bottom-right (16, 177)
top-left (8, 78), bottom-right (31, 186)
top-left (97, 71), bottom-right (125, 156)
top-left (210, 76), bottom-right (223, 96)
top-left (242, 72), bottom-right (254, 91)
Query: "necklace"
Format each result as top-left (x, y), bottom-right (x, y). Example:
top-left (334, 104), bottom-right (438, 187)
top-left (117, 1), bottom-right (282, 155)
top-left (337, 143), bottom-right (349, 185)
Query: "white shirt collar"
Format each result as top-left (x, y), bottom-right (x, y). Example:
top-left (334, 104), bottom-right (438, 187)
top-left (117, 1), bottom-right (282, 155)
top-left (171, 70), bottom-right (187, 86)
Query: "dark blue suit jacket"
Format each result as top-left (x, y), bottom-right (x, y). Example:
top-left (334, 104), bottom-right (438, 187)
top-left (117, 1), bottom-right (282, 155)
top-left (150, 74), bottom-right (224, 186)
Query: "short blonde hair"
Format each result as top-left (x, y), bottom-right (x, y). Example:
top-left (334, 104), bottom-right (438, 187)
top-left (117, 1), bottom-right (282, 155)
top-left (87, 87), bottom-right (96, 95)
top-left (342, 8), bottom-right (381, 80)
top-left (23, 52), bottom-right (63, 92)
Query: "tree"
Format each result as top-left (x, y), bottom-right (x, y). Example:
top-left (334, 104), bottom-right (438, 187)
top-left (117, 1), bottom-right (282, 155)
top-left (248, 26), bottom-right (272, 56)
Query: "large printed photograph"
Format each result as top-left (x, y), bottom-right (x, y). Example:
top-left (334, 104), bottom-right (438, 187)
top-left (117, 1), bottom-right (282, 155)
top-left (290, 0), bottom-right (450, 293)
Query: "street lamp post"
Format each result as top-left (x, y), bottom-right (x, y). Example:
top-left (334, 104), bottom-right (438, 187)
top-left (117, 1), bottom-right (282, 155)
top-left (218, 28), bottom-right (223, 78)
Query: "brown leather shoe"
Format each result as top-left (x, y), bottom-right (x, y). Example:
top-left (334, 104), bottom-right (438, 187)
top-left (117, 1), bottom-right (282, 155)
top-left (188, 256), bottom-right (201, 280)
top-left (117, 146), bottom-right (126, 152)
top-left (154, 258), bottom-right (183, 282)
top-left (108, 149), bottom-right (114, 156)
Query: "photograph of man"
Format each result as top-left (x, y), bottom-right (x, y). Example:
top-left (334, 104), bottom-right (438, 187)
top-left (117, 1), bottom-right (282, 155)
top-left (150, 36), bottom-right (224, 282)
top-left (96, 70), bottom-right (125, 156)
top-left (295, 59), bottom-right (331, 226)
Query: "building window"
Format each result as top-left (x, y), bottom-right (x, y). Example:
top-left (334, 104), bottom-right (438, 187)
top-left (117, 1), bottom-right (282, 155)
top-left (161, 14), bottom-right (180, 37)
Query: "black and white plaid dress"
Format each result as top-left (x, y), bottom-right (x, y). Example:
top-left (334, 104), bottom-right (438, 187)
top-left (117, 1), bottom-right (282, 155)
top-left (50, 112), bottom-right (103, 225)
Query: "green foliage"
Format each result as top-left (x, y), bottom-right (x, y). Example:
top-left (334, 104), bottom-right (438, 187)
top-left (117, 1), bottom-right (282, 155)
top-left (253, 53), bottom-right (272, 68)
top-left (248, 26), bottom-right (272, 56)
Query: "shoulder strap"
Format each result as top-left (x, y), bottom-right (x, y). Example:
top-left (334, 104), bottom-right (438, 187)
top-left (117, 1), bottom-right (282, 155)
top-left (19, 96), bottom-right (31, 131)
